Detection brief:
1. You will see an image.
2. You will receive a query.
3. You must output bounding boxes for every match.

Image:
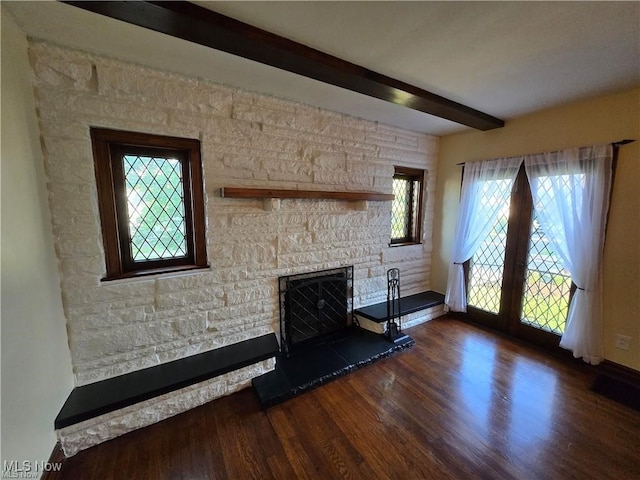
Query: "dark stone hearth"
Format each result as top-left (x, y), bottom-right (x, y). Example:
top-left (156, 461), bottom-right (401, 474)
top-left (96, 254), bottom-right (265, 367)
top-left (261, 266), bottom-right (415, 408)
top-left (252, 327), bottom-right (414, 408)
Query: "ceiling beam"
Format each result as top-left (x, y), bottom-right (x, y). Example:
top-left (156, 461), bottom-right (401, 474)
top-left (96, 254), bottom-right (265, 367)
top-left (62, 1), bottom-right (505, 131)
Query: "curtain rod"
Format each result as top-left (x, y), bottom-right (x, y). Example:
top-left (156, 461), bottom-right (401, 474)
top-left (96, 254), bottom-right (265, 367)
top-left (456, 139), bottom-right (636, 166)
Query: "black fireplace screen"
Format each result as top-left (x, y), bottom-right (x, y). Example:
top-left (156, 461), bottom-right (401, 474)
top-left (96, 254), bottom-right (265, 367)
top-left (278, 266), bottom-right (353, 354)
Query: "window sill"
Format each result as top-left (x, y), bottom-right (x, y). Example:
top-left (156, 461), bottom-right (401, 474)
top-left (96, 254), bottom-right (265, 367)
top-left (389, 241), bottom-right (423, 248)
top-left (101, 264), bottom-right (211, 283)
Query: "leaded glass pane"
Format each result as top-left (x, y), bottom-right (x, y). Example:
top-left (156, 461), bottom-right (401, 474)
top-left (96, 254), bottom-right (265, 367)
top-left (520, 210), bottom-right (571, 335)
top-left (467, 218), bottom-right (509, 314)
top-left (391, 177), bottom-right (411, 241)
top-left (123, 155), bottom-right (188, 261)
top-left (467, 179), bottom-right (511, 314)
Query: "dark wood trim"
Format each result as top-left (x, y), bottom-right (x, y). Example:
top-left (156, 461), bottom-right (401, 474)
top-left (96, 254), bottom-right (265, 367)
top-left (389, 241), bottom-right (423, 248)
top-left (41, 442), bottom-right (65, 480)
top-left (91, 128), bottom-right (208, 280)
top-left (598, 360), bottom-right (640, 387)
top-left (392, 166), bottom-right (426, 178)
top-left (110, 144), bottom-right (197, 272)
top-left (220, 187), bottom-right (395, 202)
top-left (189, 141), bottom-right (208, 266)
top-left (605, 142), bottom-right (626, 234)
top-left (90, 130), bottom-right (121, 277)
top-left (99, 264), bottom-right (210, 281)
top-left (504, 165), bottom-right (535, 338)
top-left (61, 1), bottom-right (504, 131)
top-left (390, 166), bottom-right (424, 245)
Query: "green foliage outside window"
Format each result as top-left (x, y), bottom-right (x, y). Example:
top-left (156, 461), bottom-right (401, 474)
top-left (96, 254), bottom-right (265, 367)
top-left (123, 155), bottom-right (188, 262)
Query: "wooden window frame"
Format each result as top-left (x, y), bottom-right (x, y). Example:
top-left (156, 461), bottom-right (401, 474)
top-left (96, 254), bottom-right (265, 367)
top-left (91, 128), bottom-right (208, 281)
top-left (390, 166), bottom-right (424, 246)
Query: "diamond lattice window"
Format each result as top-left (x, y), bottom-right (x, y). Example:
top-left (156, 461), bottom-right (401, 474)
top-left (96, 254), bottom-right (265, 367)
top-left (520, 206), bottom-right (572, 336)
top-left (467, 217), bottom-right (509, 314)
top-left (123, 155), bottom-right (188, 261)
top-left (391, 167), bottom-right (423, 245)
top-left (391, 178), bottom-right (411, 240)
top-left (467, 179), bottom-right (512, 314)
top-left (91, 128), bottom-right (208, 280)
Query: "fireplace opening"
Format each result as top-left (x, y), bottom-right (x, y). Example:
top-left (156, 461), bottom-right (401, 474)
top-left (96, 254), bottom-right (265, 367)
top-left (278, 266), bottom-right (354, 355)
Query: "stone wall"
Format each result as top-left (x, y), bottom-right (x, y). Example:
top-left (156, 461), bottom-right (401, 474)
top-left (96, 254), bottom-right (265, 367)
top-left (29, 41), bottom-right (438, 386)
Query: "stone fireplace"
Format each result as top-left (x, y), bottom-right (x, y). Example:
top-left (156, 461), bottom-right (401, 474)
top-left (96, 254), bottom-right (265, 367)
top-left (28, 40), bottom-right (438, 454)
top-left (278, 266), bottom-right (353, 355)
top-left (254, 265), bottom-right (418, 408)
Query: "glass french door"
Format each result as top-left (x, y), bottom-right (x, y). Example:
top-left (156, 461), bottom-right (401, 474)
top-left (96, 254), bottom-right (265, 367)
top-left (465, 167), bottom-right (573, 349)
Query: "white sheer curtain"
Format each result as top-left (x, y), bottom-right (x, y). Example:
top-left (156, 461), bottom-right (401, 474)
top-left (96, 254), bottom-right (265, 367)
top-left (524, 144), bottom-right (613, 364)
top-left (445, 157), bottom-right (522, 312)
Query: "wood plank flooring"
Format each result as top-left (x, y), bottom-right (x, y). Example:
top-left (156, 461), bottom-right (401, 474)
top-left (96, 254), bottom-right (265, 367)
top-left (53, 317), bottom-right (640, 479)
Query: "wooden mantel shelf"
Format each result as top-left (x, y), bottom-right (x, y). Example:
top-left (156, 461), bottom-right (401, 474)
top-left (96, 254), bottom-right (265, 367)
top-left (220, 187), bottom-right (395, 202)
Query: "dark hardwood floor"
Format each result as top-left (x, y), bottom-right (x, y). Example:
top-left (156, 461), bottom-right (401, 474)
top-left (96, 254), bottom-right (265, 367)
top-left (54, 317), bottom-right (640, 479)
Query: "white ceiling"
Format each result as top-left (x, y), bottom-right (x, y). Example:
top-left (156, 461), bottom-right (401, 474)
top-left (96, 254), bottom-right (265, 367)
top-left (5, 1), bottom-right (639, 135)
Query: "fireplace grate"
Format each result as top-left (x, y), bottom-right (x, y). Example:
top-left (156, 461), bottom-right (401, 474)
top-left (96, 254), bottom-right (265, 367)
top-left (279, 266), bottom-right (353, 355)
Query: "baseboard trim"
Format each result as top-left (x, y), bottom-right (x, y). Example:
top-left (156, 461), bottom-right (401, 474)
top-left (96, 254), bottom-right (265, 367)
top-left (41, 442), bottom-right (65, 480)
top-left (598, 360), bottom-right (640, 387)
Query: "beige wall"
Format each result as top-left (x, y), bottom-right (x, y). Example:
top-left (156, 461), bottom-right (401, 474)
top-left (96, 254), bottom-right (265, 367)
top-left (1, 7), bottom-right (74, 468)
top-left (432, 87), bottom-right (640, 371)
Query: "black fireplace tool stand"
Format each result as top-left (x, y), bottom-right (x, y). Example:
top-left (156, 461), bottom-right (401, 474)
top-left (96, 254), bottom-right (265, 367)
top-left (386, 268), bottom-right (409, 343)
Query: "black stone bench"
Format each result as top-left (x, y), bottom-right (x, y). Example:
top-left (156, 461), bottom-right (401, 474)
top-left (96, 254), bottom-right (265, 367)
top-left (55, 333), bottom-right (279, 429)
top-left (354, 290), bottom-right (445, 324)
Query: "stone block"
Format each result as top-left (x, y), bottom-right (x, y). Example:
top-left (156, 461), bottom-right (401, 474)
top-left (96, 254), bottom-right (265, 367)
top-left (207, 301), bottom-right (267, 324)
top-left (62, 282), bottom-right (155, 308)
top-left (54, 235), bottom-right (102, 261)
top-left (155, 273), bottom-right (221, 293)
top-left (59, 256), bottom-right (105, 283)
top-left (96, 63), bottom-right (233, 117)
top-left (38, 119), bottom-right (90, 141)
top-left (232, 99), bottom-right (296, 128)
top-left (155, 287), bottom-right (225, 310)
top-left (67, 306), bottom-right (147, 335)
top-left (278, 232), bottom-right (314, 253)
top-left (30, 45), bottom-right (95, 91)
top-left (312, 151), bottom-right (347, 170)
top-left (382, 244), bottom-right (425, 263)
top-left (226, 285), bottom-right (275, 306)
top-left (276, 251), bottom-right (326, 269)
top-left (74, 355), bottom-right (161, 386)
top-left (41, 137), bottom-right (94, 165)
top-left (378, 147), bottom-right (428, 165)
top-left (347, 159), bottom-right (394, 176)
top-left (365, 130), bottom-right (396, 144)
top-left (313, 171), bottom-right (373, 188)
top-left (232, 242), bottom-right (277, 266)
top-left (307, 213), bottom-right (368, 231)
